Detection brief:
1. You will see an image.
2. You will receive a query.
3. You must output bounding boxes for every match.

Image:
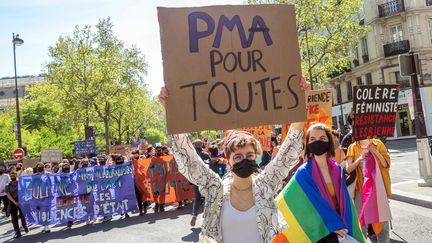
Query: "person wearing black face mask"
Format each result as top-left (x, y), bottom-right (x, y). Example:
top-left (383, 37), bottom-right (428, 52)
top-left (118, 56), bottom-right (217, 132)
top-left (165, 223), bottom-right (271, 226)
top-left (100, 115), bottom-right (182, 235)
top-left (158, 78), bottom-right (310, 242)
top-left (6, 172), bottom-right (29, 238)
top-left (278, 123), bottom-right (364, 243)
top-left (34, 162), bottom-right (45, 174)
top-left (80, 159), bottom-right (90, 168)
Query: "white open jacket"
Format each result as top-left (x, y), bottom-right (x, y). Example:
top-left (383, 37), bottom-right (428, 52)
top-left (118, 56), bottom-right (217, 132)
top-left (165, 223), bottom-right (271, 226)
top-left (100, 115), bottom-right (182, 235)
top-left (171, 129), bottom-right (303, 243)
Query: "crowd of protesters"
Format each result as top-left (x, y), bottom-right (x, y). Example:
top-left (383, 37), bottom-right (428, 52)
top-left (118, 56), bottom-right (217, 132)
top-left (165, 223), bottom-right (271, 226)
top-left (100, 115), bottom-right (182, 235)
top-left (0, 109), bottom-right (393, 243)
top-left (0, 144), bottom-right (188, 239)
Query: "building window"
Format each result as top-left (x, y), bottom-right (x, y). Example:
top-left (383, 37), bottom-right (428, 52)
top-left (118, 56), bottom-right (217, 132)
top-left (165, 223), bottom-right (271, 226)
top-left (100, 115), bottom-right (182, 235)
top-left (366, 73), bottom-right (373, 85)
top-left (361, 38), bottom-right (369, 62)
top-left (395, 71), bottom-right (411, 88)
top-left (336, 85), bottom-right (342, 104)
top-left (354, 46), bottom-right (359, 60)
top-left (353, 46), bottom-right (360, 67)
top-left (356, 77), bottom-right (363, 85)
top-left (429, 19), bottom-right (432, 45)
top-left (332, 117), bottom-right (338, 129)
top-left (391, 25), bottom-right (403, 43)
top-left (347, 81), bottom-right (353, 101)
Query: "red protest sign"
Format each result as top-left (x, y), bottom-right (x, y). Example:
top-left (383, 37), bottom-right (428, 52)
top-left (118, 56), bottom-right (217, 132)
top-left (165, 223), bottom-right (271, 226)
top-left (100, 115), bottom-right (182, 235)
top-left (239, 126), bottom-right (272, 151)
top-left (133, 156), bottom-right (194, 204)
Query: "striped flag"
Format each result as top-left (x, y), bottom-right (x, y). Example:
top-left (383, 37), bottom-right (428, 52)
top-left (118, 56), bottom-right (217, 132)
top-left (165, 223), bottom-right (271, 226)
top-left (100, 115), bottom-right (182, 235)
top-left (275, 160), bottom-right (365, 243)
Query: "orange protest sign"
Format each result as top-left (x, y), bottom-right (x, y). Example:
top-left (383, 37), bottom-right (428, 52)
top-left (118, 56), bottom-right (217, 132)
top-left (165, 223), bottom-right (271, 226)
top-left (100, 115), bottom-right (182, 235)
top-left (239, 125), bottom-right (272, 151)
top-left (133, 156), bottom-right (194, 203)
top-left (304, 89), bottom-right (333, 136)
top-left (281, 89), bottom-right (333, 142)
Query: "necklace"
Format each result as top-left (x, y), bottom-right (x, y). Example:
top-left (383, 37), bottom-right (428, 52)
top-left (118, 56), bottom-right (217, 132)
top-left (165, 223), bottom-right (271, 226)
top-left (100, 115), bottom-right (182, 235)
top-left (232, 184), bottom-right (252, 192)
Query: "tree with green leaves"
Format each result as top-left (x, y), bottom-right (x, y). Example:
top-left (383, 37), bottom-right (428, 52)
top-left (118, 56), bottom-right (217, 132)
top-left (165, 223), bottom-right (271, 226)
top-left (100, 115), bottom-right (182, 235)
top-left (46, 18), bottom-right (149, 151)
top-left (248, 0), bottom-right (369, 88)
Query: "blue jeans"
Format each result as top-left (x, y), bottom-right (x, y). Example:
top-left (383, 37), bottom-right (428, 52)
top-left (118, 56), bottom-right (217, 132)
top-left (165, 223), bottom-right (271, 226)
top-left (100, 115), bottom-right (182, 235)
top-left (192, 184), bottom-right (201, 216)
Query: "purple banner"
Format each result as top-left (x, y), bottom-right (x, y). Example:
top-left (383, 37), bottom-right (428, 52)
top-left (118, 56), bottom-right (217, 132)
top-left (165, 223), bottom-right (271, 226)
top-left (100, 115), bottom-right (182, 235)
top-left (18, 163), bottom-right (137, 226)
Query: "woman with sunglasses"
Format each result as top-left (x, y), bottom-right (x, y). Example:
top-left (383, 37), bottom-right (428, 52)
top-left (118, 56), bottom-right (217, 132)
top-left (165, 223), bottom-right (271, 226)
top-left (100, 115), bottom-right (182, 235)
top-left (158, 79), bottom-right (309, 243)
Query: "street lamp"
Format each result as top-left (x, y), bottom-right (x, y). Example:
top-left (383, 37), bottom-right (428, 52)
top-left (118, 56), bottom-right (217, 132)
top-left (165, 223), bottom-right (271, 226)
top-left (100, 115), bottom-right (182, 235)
top-left (13, 33), bottom-right (24, 149)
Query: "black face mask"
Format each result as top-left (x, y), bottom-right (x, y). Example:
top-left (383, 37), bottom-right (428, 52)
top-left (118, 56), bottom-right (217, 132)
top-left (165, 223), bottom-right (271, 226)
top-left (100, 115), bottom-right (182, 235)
top-left (62, 168), bottom-right (70, 173)
top-left (99, 161), bottom-right (106, 165)
top-left (231, 159), bottom-right (259, 178)
top-left (11, 177), bottom-right (17, 181)
top-left (81, 164), bottom-right (89, 168)
top-left (37, 167), bottom-right (44, 173)
top-left (0, 171), bottom-right (3, 175)
top-left (307, 141), bottom-right (330, 156)
top-left (16, 167), bottom-right (22, 171)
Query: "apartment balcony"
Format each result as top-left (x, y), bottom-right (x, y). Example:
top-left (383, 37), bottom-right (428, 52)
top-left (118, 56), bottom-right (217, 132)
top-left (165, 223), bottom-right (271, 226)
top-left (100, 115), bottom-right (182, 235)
top-left (383, 40), bottom-right (410, 57)
top-left (328, 67), bottom-right (351, 79)
top-left (353, 59), bottom-right (359, 67)
top-left (427, 0), bottom-right (432, 7)
top-left (362, 55), bottom-right (369, 63)
top-left (378, 0), bottom-right (405, 18)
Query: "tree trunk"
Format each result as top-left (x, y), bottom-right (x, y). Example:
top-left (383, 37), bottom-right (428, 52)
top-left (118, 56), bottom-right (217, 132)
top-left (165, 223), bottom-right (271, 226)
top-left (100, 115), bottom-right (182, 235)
top-left (117, 113), bottom-right (122, 144)
top-left (104, 117), bottom-right (110, 154)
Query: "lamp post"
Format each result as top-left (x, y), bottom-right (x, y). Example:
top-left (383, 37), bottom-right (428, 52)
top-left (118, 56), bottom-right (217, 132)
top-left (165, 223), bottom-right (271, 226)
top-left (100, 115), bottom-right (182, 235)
top-left (13, 33), bottom-right (24, 149)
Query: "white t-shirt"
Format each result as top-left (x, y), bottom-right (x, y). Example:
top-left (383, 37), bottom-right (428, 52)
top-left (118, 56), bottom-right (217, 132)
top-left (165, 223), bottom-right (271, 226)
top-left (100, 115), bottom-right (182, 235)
top-left (0, 174), bottom-right (11, 196)
top-left (221, 199), bottom-right (261, 243)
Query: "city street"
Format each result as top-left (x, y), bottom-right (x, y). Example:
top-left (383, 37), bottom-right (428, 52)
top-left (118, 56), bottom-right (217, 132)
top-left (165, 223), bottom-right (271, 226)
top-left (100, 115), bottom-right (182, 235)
top-left (0, 146), bottom-right (430, 243)
top-left (1, 199), bottom-right (431, 243)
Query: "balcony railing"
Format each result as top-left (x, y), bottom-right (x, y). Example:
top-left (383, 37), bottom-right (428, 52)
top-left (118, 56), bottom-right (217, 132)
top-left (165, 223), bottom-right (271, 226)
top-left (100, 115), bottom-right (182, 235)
top-left (362, 55), bottom-right (369, 63)
top-left (353, 59), bottom-right (359, 67)
top-left (378, 0), bottom-right (405, 18)
top-left (427, 0), bottom-right (432, 6)
top-left (383, 40), bottom-right (410, 57)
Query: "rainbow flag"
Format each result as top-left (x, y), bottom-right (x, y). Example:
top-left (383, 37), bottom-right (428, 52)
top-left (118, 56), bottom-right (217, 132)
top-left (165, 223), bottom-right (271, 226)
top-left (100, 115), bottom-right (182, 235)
top-left (359, 152), bottom-right (392, 235)
top-left (275, 160), bottom-right (365, 243)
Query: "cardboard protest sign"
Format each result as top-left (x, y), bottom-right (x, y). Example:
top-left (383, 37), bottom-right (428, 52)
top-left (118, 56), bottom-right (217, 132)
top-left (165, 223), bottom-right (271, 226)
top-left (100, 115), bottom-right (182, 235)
top-left (281, 89), bottom-right (333, 142)
top-left (304, 89), bottom-right (333, 139)
top-left (353, 85), bottom-right (399, 141)
top-left (41, 149), bottom-right (63, 163)
top-left (133, 156), bottom-right (194, 203)
top-left (239, 126), bottom-right (272, 151)
top-left (19, 163), bottom-right (137, 226)
top-left (109, 145), bottom-right (131, 156)
top-left (158, 5), bottom-right (306, 134)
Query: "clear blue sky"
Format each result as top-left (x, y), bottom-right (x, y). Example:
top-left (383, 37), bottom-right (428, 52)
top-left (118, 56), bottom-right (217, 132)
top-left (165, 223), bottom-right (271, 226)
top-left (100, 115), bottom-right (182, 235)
top-left (0, 0), bottom-right (244, 95)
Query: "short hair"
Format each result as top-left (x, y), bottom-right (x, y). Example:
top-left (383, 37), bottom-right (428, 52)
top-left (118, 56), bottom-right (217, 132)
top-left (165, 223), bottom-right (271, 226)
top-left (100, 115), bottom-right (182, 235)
top-left (304, 123), bottom-right (335, 159)
top-left (225, 134), bottom-right (262, 159)
top-left (131, 150), bottom-right (140, 155)
top-left (192, 139), bottom-right (203, 148)
top-left (208, 145), bottom-right (219, 157)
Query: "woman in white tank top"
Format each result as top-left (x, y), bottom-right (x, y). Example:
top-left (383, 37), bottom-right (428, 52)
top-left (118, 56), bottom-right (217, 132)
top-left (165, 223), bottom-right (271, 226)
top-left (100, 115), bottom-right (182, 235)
top-left (158, 79), bottom-right (310, 243)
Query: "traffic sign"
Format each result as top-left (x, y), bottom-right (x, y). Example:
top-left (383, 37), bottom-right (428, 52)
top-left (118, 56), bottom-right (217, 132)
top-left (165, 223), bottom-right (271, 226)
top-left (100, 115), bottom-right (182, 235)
top-left (13, 148), bottom-right (25, 160)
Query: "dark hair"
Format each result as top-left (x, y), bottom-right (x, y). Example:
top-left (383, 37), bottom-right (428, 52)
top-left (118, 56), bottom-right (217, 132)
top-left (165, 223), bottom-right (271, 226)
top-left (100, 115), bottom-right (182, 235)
top-left (331, 130), bottom-right (341, 138)
top-left (347, 111), bottom-right (354, 126)
top-left (131, 150), bottom-right (140, 155)
top-left (304, 123), bottom-right (335, 159)
top-left (208, 145), bottom-right (219, 157)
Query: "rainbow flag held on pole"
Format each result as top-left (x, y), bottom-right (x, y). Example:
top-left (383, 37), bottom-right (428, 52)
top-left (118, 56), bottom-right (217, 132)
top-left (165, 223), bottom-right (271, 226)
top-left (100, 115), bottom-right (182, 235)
top-left (275, 160), bottom-right (365, 243)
